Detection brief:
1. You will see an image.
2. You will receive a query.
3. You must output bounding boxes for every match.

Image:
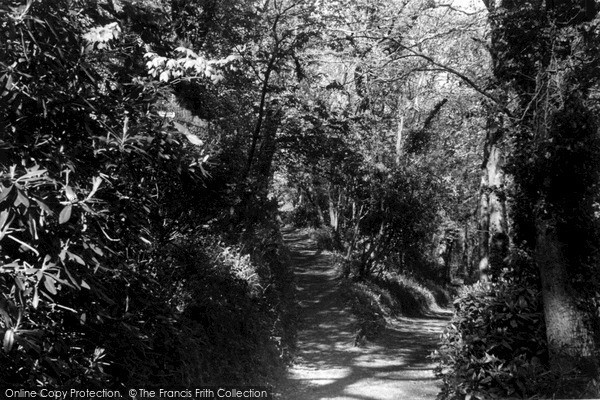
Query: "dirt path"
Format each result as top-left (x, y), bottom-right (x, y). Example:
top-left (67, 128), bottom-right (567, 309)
top-left (275, 229), bottom-right (452, 400)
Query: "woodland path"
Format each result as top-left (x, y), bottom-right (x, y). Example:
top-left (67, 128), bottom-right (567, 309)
top-left (275, 228), bottom-right (453, 400)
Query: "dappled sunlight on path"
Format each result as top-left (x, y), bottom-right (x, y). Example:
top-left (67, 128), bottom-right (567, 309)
top-left (276, 228), bottom-right (452, 400)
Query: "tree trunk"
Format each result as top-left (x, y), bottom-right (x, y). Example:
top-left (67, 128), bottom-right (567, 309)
top-left (537, 217), bottom-right (596, 369)
top-left (302, 184), bottom-right (325, 227)
top-left (462, 224), bottom-right (470, 280)
top-left (478, 169), bottom-right (490, 281)
top-left (328, 185), bottom-right (340, 232)
top-left (254, 107), bottom-right (282, 192)
top-left (483, 0), bottom-right (600, 374)
top-left (395, 115), bottom-right (404, 164)
top-left (478, 113), bottom-right (507, 282)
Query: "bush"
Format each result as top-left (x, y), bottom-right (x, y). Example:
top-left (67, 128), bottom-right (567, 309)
top-left (304, 227), bottom-right (342, 252)
top-left (371, 273), bottom-right (438, 317)
top-left (0, 1), bottom-right (298, 389)
top-left (0, 2), bottom-right (199, 388)
top-left (341, 264), bottom-right (449, 342)
top-left (177, 242), bottom-right (284, 385)
top-left (122, 230), bottom-right (296, 387)
top-left (239, 220), bottom-right (298, 365)
top-left (289, 203), bottom-right (322, 228)
top-left (424, 280), bottom-right (453, 308)
top-left (342, 280), bottom-right (388, 340)
top-left (434, 268), bottom-right (548, 400)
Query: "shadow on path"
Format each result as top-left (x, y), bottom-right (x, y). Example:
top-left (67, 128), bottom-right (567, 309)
top-left (275, 228), bottom-right (452, 400)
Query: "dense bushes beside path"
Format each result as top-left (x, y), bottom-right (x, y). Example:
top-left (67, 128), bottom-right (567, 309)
top-left (434, 274), bottom-right (546, 399)
top-left (434, 253), bottom-right (599, 399)
top-left (340, 263), bottom-right (451, 341)
top-left (153, 226), bottom-right (296, 387)
top-left (0, 0), bottom-right (295, 389)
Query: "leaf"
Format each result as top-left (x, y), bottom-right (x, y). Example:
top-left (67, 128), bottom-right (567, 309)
top-left (41, 254), bottom-right (52, 270)
top-left (14, 277), bottom-right (24, 291)
top-left (33, 198), bottom-right (52, 214)
top-left (0, 210), bottom-right (10, 229)
top-left (80, 202), bottom-right (93, 214)
top-left (80, 280), bottom-right (90, 290)
top-left (89, 243), bottom-right (104, 256)
top-left (63, 266), bottom-right (81, 290)
top-left (32, 288), bottom-right (39, 309)
top-left (14, 190), bottom-right (30, 208)
top-left (67, 251), bottom-right (85, 265)
top-left (0, 185), bottom-right (15, 204)
top-left (43, 277), bottom-right (57, 295)
top-left (4, 74), bottom-right (13, 92)
top-left (0, 302), bottom-right (13, 328)
top-left (17, 167), bottom-right (47, 181)
top-left (159, 70), bottom-right (171, 82)
top-left (59, 204), bottom-right (72, 224)
top-left (64, 185), bottom-right (76, 201)
top-left (86, 176), bottom-right (102, 200)
top-left (3, 329), bottom-right (15, 352)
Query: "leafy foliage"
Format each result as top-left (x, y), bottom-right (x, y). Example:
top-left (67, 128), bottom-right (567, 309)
top-left (342, 280), bottom-right (388, 341)
top-left (0, 0), bottom-right (295, 389)
top-left (435, 258), bottom-right (547, 400)
top-left (341, 267), bottom-right (449, 342)
top-left (495, 3), bottom-right (600, 374)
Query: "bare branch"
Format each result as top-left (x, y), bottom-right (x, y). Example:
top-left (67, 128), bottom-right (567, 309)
top-left (434, 4), bottom-right (486, 16)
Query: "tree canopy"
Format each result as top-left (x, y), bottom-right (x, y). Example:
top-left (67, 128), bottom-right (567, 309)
top-left (1, 0), bottom-right (599, 397)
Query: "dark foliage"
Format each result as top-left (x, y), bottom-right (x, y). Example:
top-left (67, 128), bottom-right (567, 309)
top-left (0, 0), bottom-right (295, 389)
top-left (435, 255), bottom-right (548, 399)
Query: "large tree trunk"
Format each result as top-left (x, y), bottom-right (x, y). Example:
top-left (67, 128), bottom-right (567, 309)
top-left (483, 0), bottom-right (599, 374)
top-left (537, 217), bottom-right (596, 369)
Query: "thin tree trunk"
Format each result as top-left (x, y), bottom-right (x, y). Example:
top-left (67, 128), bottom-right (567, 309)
top-left (395, 115), bottom-right (404, 164)
top-left (478, 170), bottom-right (490, 282)
top-left (478, 113), bottom-right (507, 282)
top-left (328, 185), bottom-right (340, 232)
top-left (462, 224), bottom-right (470, 280)
top-left (301, 184), bottom-right (325, 226)
top-left (313, 186), bottom-right (326, 227)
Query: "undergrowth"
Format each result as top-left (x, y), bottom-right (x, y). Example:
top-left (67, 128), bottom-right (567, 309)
top-left (302, 227), bottom-right (342, 252)
top-left (434, 259), bottom-right (600, 400)
top-left (115, 221), bottom-right (297, 388)
top-left (339, 258), bottom-right (450, 341)
top-left (433, 276), bottom-right (547, 400)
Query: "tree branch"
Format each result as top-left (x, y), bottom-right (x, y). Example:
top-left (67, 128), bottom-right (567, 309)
top-left (388, 40), bottom-right (513, 118)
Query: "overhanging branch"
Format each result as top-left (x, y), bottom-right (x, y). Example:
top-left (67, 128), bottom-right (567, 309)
top-left (386, 38), bottom-right (513, 118)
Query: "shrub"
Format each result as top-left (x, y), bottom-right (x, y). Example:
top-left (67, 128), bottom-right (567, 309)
top-left (434, 268), bottom-right (548, 400)
top-left (304, 227), bottom-right (342, 252)
top-left (342, 280), bottom-right (388, 340)
top-left (371, 273), bottom-right (438, 317)
top-left (143, 231), bottom-right (294, 387)
top-left (179, 255), bottom-right (282, 384)
top-left (341, 266), bottom-right (450, 342)
top-left (242, 222), bottom-right (298, 365)
top-left (289, 203), bottom-right (322, 228)
top-left (424, 280), bottom-right (453, 308)
top-left (0, 2), bottom-right (201, 388)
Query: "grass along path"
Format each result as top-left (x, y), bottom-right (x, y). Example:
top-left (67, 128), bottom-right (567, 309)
top-left (275, 229), bottom-right (452, 400)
